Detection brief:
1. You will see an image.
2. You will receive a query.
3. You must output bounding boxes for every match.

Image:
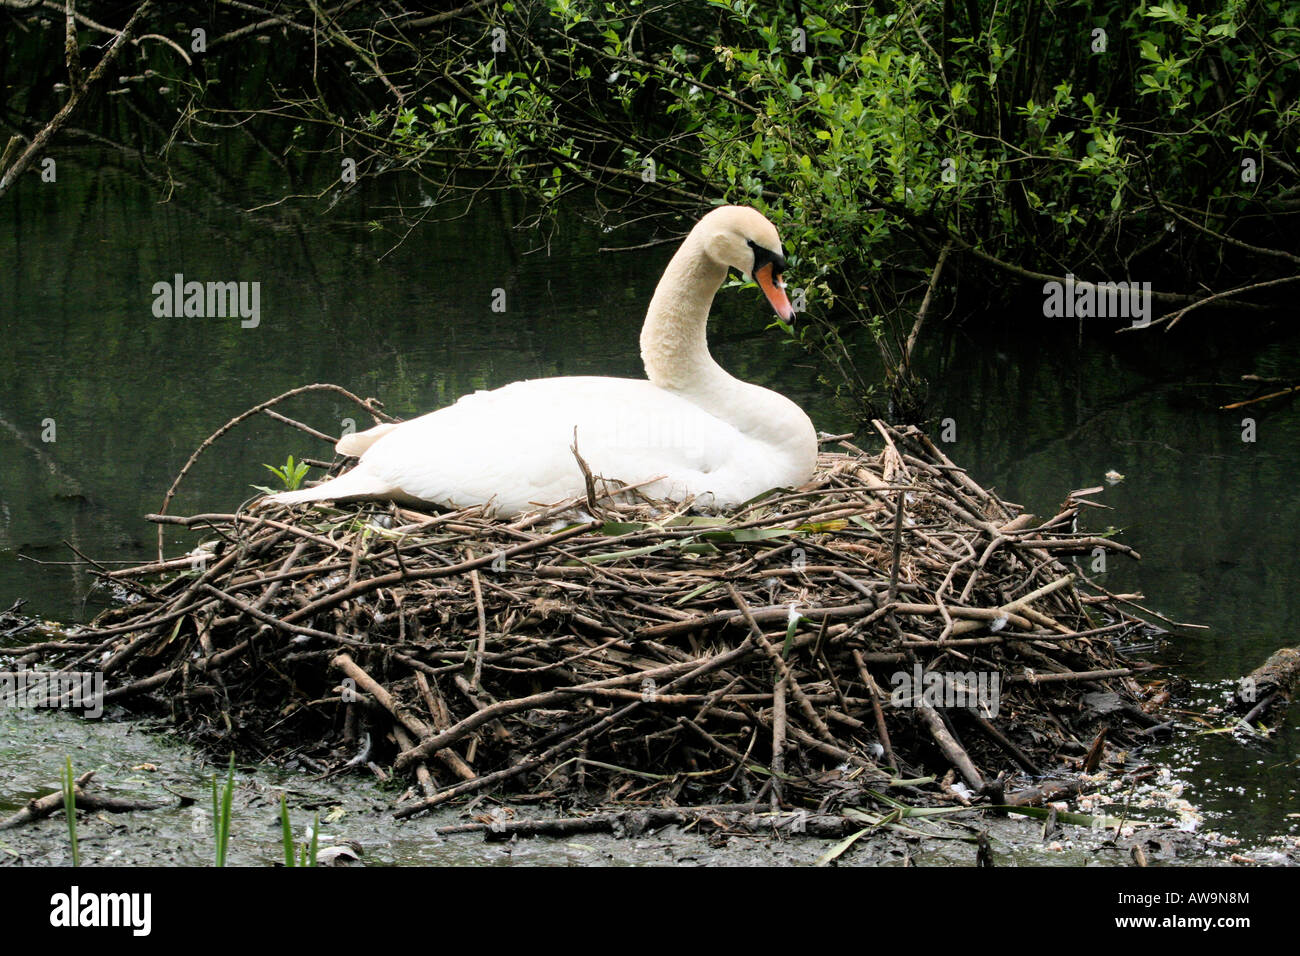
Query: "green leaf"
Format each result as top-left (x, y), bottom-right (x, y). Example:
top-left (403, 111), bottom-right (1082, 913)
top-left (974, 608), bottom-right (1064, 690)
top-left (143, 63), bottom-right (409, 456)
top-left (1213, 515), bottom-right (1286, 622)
top-left (816, 827), bottom-right (870, 865)
top-left (574, 541), bottom-right (680, 564)
top-left (675, 581), bottom-right (721, 605)
top-left (598, 521), bottom-right (650, 535)
top-left (796, 520), bottom-right (848, 532)
top-left (782, 609), bottom-right (801, 657)
top-left (280, 793), bottom-right (295, 867)
top-left (700, 527), bottom-right (796, 543)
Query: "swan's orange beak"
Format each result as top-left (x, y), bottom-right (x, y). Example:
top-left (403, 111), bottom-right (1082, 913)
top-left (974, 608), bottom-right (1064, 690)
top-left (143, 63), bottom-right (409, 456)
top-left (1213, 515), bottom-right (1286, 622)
top-left (756, 262), bottom-right (794, 321)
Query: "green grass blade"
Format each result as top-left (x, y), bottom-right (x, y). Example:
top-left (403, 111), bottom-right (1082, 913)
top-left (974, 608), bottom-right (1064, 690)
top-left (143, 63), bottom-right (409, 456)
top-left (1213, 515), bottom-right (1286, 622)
top-left (700, 527), bottom-right (796, 543)
top-left (210, 773), bottom-right (220, 866)
top-left (61, 756), bottom-right (78, 867)
top-left (816, 827), bottom-right (870, 866)
top-left (280, 793), bottom-right (294, 867)
top-left (782, 611), bottom-right (800, 658)
top-left (213, 753), bottom-right (235, 867)
top-left (674, 581), bottom-right (721, 605)
top-left (307, 813), bottom-right (319, 867)
top-left (574, 541), bottom-right (678, 564)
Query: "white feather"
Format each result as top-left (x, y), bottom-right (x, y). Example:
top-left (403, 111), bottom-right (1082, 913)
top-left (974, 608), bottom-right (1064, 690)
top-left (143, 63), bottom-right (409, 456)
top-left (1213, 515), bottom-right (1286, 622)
top-left (263, 206), bottom-right (816, 517)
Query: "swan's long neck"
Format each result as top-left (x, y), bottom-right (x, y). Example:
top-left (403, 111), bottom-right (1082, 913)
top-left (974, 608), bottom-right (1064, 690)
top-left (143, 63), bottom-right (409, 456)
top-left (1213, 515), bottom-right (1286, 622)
top-left (639, 230), bottom-right (731, 394)
top-left (638, 218), bottom-right (817, 473)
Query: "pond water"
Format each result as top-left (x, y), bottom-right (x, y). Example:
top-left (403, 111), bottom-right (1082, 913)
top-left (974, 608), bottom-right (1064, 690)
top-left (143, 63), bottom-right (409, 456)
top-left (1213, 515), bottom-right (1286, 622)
top-left (1, 134), bottom-right (1296, 864)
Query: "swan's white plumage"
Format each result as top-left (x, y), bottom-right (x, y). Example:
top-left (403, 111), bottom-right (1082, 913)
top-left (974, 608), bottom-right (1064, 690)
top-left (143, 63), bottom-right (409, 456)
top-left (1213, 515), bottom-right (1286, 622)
top-left (264, 206), bottom-right (817, 517)
top-left (336, 422), bottom-right (398, 457)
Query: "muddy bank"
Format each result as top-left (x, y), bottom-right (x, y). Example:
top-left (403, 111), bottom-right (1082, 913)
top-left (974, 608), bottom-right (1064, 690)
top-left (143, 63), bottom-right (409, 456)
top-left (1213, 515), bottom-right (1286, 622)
top-left (5, 710), bottom-right (1287, 867)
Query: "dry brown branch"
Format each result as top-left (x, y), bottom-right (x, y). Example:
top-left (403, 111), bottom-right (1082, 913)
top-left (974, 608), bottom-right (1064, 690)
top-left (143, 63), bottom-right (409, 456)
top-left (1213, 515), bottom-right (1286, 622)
top-left (2, 398), bottom-right (1163, 822)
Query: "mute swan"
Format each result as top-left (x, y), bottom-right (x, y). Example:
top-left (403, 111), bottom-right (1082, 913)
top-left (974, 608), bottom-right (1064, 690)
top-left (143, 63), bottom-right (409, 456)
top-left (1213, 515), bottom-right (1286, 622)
top-left (263, 205), bottom-right (817, 516)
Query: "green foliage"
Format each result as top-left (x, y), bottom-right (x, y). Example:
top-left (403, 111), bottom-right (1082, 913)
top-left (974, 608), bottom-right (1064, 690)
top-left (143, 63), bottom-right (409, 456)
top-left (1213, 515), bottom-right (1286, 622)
top-left (329, 0), bottom-right (1293, 419)
top-left (279, 792), bottom-right (319, 867)
top-left (259, 455), bottom-right (311, 492)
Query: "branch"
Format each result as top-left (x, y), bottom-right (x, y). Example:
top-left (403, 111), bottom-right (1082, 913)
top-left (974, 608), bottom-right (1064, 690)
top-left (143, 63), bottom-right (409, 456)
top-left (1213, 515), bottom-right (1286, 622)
top-left (0, 0), bottom-right (153, 200)
top-left (1162, 273), bottom-right (1300, 331)
top-left (948, 234), bottom-right (1278, 323)
top-left (400, 0), bottom-right (497, 29)
top-left (64, 0), bottom-right (82, 89)
top-left (903, 240), bottom-right (952, 371)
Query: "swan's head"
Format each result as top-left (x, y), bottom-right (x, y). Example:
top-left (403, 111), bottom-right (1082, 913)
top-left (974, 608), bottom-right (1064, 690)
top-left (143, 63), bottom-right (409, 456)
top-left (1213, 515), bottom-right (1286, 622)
top-left (698, 206), bottom-right (794, 320)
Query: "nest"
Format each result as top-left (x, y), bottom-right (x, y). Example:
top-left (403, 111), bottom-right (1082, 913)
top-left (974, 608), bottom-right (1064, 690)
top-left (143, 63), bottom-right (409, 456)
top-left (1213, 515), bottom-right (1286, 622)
top-left (8, 408), bottom-right (1165, 817)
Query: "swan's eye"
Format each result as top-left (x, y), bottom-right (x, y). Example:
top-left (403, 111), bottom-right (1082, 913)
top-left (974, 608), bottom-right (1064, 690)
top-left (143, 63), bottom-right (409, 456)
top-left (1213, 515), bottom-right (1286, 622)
top-left (746, 239), bottom-right (787, 282)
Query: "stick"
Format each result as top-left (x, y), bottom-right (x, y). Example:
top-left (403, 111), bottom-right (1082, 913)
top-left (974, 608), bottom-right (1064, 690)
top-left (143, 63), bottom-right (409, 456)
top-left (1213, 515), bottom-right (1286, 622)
top-left (155, 384), bottom-right (393, 560)
top-left (770, 675), bottom-right (787, 810)
top-left (331, 653), bottom-right (476, 782)
top-left (915, 703), bottom-right (985, 792)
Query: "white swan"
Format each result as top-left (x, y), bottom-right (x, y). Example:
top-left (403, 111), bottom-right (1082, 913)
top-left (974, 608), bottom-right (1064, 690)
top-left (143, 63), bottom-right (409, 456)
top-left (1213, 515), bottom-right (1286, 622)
top-left (263, 205), bottom-right (817, 516)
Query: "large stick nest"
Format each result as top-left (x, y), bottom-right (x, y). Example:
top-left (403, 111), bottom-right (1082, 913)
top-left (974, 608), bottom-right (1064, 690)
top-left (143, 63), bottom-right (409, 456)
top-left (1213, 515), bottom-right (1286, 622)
top-left (8, 414), bottom-right (1166, 816)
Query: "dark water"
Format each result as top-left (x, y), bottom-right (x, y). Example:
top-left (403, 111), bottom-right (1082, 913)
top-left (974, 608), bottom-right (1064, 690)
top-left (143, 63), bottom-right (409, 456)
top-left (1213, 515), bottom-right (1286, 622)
top-left (1, 138), bottom-right (1297, 853)
top-left (929, 316), bottom-right (1300, 847)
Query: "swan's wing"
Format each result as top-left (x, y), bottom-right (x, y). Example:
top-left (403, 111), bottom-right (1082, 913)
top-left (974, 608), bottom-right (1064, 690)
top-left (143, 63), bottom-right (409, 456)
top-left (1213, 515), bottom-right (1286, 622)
top-left (336, 422), bottom-right (399, 457)
top-left (359, 377), bottom-right (747, 512)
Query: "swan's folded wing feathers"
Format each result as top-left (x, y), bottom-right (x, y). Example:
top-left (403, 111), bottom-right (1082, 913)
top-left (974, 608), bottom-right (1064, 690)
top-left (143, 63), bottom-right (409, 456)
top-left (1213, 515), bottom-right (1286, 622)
top-left (359, 377), bottom-right (747, 513)
top-left (336, 422), bottom-right (398, 457)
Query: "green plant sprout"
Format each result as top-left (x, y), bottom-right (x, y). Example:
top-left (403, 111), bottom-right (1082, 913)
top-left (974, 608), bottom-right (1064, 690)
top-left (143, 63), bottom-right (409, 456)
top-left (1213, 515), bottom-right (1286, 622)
top-left (61, 755), bottom-right (79, 867)
top-left (279, 793), bottom-right (319, 867)
top-left (212, 752), bottom-right (235, 867)
top-left (255, 455), bottom-right (311, 493)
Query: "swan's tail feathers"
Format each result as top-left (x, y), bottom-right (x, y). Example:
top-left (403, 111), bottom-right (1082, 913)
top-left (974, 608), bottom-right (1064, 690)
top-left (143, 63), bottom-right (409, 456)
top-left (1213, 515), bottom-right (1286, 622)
top-left (260, 467), bottom-right (397, 508)
top-left (336, 422), bottom-right (399, 457)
